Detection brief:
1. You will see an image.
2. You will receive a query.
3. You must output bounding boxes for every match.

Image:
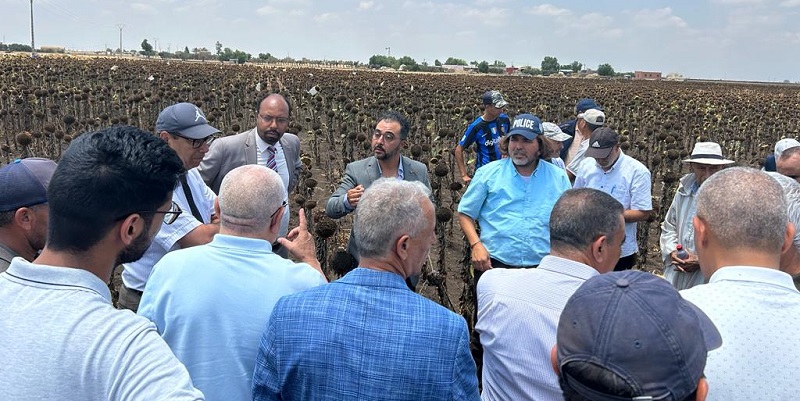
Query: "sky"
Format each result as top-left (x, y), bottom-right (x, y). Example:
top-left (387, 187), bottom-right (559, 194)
top-left (1, 0), bottom-right (799, 82)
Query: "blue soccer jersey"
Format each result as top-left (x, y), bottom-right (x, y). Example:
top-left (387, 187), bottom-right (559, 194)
top-left (458, 114), bottom-right (510, 169)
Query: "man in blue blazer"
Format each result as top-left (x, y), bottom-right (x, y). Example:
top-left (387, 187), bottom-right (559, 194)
top-left (253, 179), bottom-right (480, 401)
top-left (326, 110), bottom-right (431, 272)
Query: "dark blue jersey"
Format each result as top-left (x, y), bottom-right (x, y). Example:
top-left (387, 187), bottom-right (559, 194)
top-left (458, 114), bottom-right (510, 169)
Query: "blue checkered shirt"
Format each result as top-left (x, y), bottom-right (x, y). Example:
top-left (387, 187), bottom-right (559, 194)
top-left (252, 267), bottom-right (480, 401)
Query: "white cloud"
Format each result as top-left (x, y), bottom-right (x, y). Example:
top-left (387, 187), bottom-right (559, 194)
top-left (527, 4), bottom-right (571, 17)
top-left (463, 7), bottom-right (510, 22)
top-left (130, 3), bottom-right (156, 14)
top-left (358, 1), bottom-right (375, 10)
top-left (256, 5), bottom-right (277, 15)
top-left (313, 12), bottom-right (338, 23)
top-left (711, 0), bottom-right (767, 4)
top-left (632, 8), bottom-right (688, 29)
top-left (780, 0), bottom-right (800, 6)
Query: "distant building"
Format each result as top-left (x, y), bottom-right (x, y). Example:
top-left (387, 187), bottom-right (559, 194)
top-left (40, 46), bottom-right (65, 53)
top-left (634, 71), bottom-right (662, 80)
top-left (505, 66), bottom-right (520, 75)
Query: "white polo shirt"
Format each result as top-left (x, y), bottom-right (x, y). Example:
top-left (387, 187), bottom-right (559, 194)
top-left (574, 151), bottom-right (652, 257)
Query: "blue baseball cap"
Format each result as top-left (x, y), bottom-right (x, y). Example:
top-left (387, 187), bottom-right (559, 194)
top-left (508, 114), bottom-right (543, 140)
top-left (576, 98), bottom-right (603, 113)
top-left (556, 271), bottom-right (722, 401)
top-left (0, 158), bottom-right (57, 212)
top-left (156, 102), bottom-right (220, 139)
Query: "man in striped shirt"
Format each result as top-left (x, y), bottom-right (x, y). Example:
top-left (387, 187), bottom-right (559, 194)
top-left (455, 90), bottom-right (510, 184)
top-left (476, 188), bottom-right (625, 401)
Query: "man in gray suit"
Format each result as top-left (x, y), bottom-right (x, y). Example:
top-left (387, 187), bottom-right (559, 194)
top-left (326, 111), bottom-right (431, 286)
top-left (199, 93), bottom-right (302, 240)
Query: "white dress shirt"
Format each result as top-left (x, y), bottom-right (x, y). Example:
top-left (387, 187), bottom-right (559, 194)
top-left (255, 131), bottom-right (290, 236)
top-left (681, 266), bottom-right (800, 401)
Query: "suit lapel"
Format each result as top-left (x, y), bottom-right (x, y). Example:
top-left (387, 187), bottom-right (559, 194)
top-left (244, 129), bottom-right (258, 165)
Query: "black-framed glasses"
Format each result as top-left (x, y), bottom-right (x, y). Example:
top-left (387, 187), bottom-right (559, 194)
top-left (141, 201), bottom-right (182, 225)
top-left (115, 201), bottom-right (182, 225)
top-left (271, 200), bottom-right (288, 219)
top-left (259, 114), bottom-right (290, 125)
top-left (372, 130), bottom-right (398, 142)
top-left (171, 132), bottom-right (215, 149)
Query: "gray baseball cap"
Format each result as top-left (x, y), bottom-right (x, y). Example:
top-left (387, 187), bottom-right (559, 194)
top-left (156, 102), bottom-right (220, 139)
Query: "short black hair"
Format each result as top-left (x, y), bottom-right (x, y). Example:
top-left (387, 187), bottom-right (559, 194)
top-left (549, 188), bottom-right (624, 252)
top-left (46, 125), bottom-right (184, 252)
top-left (255, 92), bottom-right (293, 116)
top-left (377, 110), bottom-right (410, 140)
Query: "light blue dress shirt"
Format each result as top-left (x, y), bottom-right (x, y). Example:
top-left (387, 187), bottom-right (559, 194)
top-left (138, 234), bottom-right (326, 401)
top-left (681, 266), bottom-right (800, 401)
top-left (458, 158), bottom-right (570, 266)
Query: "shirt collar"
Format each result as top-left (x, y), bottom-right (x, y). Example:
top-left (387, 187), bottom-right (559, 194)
top-left (376, 156), bottom-right (405, 180)
top-left (339, 267), bottom-right (410, 290)
top-left (4, 258), bottom-right (113, 303)
top-left (538, 255), bottom-right (600, 280)
top-left (210, 234), bottom-right (274, 253)
top-left (709, 265), bottom-right (798, 292)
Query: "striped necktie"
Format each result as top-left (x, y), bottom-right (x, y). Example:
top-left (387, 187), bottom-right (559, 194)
top-left (266, 145), bottom-right (277, 171)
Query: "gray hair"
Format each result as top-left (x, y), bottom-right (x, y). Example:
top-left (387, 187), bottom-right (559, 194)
top-left (354, 178), bottom-right (432, 259)
top-left (549, 188), bottom-right (625, 252)
top-left (696, 167), bottom-right (787, 254)
top-left (766, 172), bottom-right (800, 251)
top-left (218, 165), bottom-right (286, 235)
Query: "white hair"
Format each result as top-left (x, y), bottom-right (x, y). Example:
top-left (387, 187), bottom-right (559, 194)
top-left (218, 165), bottom-right (285, 235)
top-left (354, 179), bottom-right (432, 259)
top-left (767, 172), bottom-right (800, 251)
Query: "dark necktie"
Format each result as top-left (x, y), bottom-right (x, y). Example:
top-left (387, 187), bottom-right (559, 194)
top-left (266, 146), bottom-right (278, 171)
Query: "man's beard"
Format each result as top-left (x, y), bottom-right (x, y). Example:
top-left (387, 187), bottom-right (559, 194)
top-left (116, 218), bottom-right (155, 265)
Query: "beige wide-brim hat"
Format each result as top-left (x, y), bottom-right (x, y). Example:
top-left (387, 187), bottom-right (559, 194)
top-left (681, 142), bottom-right (734, 165)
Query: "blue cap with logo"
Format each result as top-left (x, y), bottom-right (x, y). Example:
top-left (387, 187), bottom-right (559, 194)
top-left (576, 98), bottom-right (603, 113)
top-left (508, 114), bottom-right (543, 140)
top-left (0, 158), bottom-right (58, 212)
top-left (156, 102), bottom-right (220, 139)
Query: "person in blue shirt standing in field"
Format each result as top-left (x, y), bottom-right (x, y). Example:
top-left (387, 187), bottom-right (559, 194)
top-left (458, 113), bottom-right (571, 275)
top-left (455, 90), bottom-right (511, 185)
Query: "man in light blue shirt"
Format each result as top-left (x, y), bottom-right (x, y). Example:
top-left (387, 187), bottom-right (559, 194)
top-left (477, 188), bottom-right (625, 401)
top-left (574, 126), bottom-right (652, 270)
top-left (458, 113), bottom-right (570, 272)
top-left (681, 167), bottom-right (800, 401)
top-left (139, 165), bottom-right (327, 401)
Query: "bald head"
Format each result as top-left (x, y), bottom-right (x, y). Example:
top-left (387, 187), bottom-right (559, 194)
top-left (696, 167), bottom-right (787, 254)
top-left (218, 165), bottom-right (286, 236)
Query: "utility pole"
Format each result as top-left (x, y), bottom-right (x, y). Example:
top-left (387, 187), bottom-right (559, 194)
top-left (30, 0), bottom-right (36, 57)
top-left (116, 24), bottom-right (125, 55)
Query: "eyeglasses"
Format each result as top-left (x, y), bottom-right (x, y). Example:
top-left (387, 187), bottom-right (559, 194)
top-left (372, 130), bottom-right (397, 142)
top-left (141, 201), bottom-right (183, 225)
top-left (271, 200), bottom-right (287, 219)
top-left (171, 132), bottom-right (215, 149)
top-left (259, 114), bottom-right (290, 125)
top-left (115, 201), bottom-right (183, 225)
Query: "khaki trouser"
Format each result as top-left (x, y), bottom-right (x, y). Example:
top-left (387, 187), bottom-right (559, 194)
top-left (117, 283), bottom-right (142, 313)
